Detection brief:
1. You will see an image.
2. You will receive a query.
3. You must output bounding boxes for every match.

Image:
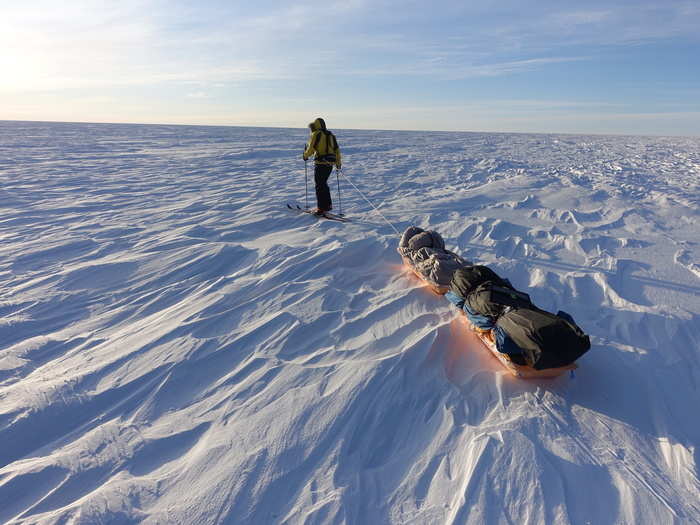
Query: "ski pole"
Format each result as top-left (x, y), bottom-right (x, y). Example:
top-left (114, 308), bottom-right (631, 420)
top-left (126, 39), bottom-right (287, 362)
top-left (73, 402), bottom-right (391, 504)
top-left (336, 167), bottom-right (343, 215)
top-left (304, 158), bottom-right (309, 209)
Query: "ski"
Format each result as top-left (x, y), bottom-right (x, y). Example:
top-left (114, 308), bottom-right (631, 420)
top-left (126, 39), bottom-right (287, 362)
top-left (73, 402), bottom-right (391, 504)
top-left (287, 203), bottom-right (349, 222)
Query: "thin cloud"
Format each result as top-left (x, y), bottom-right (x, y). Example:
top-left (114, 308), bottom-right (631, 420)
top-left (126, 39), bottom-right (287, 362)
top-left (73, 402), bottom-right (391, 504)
top-left (332, 56), bottom-right (590, 80)
top-left (3, 1), bottom-right (698, 91)
top-left (446, 57), bottom-right (592, 80)
top-left (2, 1), bottom-right (698, 135)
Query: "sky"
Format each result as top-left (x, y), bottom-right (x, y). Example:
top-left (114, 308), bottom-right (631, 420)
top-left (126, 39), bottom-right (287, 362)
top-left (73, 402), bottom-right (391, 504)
top-left (1, 0), bottom-right (699, 135)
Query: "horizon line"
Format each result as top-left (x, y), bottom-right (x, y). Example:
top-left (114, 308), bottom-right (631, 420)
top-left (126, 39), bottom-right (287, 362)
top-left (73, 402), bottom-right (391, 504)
top-left (1, 118), bottom-right (698, 140)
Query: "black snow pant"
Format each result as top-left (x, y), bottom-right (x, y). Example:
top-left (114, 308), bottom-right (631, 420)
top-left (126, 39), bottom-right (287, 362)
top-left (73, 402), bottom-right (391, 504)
top-left (314, 164), bottom-right (333, 211)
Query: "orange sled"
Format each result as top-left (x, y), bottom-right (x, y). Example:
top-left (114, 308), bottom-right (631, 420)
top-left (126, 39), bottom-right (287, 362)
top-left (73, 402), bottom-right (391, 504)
top-left (457, 313), bottom-right (577, 379)
top-left (401, 256), bottom-right (578, 378)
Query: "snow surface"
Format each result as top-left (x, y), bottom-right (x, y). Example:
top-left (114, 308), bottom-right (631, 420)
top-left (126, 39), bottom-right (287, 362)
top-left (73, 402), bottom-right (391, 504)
top-left (1, 120), bottom-right (699, 524)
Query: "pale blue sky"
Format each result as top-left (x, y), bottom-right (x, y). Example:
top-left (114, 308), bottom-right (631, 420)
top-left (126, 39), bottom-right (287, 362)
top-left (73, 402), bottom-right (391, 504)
top-left (2, 0), bottom-right (699, 135)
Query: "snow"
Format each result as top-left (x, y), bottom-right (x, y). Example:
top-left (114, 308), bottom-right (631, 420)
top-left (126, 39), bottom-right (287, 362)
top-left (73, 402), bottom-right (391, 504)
top-left (0, 120), bottom-right (699, 524)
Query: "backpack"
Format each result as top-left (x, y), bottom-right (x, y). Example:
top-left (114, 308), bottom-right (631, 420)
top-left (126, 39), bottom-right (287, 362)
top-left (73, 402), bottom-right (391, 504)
top-left (313, 130), bottom-right (338, 163)
top-left (496, 308), bottom-right (591, 369)
top-left (465, 281), bottom-right (532, 319)
top-left (450, 265), bottom-right (509, 299)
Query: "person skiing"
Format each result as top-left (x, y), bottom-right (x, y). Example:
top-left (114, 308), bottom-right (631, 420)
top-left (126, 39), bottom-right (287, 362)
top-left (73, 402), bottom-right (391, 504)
top-left (303, 118), bottom-right (342, 215)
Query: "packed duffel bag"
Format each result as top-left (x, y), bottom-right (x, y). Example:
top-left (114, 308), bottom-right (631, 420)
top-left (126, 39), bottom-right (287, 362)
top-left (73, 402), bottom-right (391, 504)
top-left (414, 249), bottom-right (470, 288)
top-left (496, 308), bottom-right (590, 369)
top-left (398, 227), bottom-right (445, 257)
top-left (427, 253), bottom-right (469, 287)
top-left (408, 230), bottom-right (445, 252)
top-left (450, 265), bottom-right (511, 299)
top-left (399, 226), bottom-right (424, 252)
top-left (465, 281), bottom-right (533, 319)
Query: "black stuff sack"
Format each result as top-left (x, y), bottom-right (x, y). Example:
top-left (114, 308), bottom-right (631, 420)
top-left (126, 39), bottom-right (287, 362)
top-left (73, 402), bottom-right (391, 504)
top-left (496, 308), bottom-right (591, 369)
top-left (466, 282), bottom-right (533, 319)
top-left (450, 265), bottom-right (510, 299)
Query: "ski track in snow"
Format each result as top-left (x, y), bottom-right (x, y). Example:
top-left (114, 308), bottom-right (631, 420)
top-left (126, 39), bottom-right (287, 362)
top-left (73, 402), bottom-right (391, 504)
top-left (0, 121), bottom-right (699, 524)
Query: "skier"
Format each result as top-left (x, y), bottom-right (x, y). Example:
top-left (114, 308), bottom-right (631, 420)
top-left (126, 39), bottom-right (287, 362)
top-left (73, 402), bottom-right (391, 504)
top-left (303, 118), bottom-right (342, 215)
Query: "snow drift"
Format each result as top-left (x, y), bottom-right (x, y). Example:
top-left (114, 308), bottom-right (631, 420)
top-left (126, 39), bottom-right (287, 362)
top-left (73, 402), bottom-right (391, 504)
top-left (0, 121), bottom-right (699, 524)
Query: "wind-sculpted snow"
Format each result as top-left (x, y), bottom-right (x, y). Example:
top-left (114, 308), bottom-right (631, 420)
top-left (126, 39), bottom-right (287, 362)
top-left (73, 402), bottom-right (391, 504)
top-left (0, 121), bottom-right (699, 524)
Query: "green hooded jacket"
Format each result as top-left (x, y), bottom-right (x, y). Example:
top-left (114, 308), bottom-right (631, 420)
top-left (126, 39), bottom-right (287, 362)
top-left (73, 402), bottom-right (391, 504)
top-left (303, 118), bottom-right (342, 168)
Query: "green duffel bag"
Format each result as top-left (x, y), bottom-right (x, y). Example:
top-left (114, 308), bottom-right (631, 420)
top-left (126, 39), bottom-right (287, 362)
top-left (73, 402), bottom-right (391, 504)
top-left (450, 265), bottom-right (510, 299)
top-left (496, 308), bottom-right (590, 369)
top-left (465, 281), bottom-right (532, 319)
